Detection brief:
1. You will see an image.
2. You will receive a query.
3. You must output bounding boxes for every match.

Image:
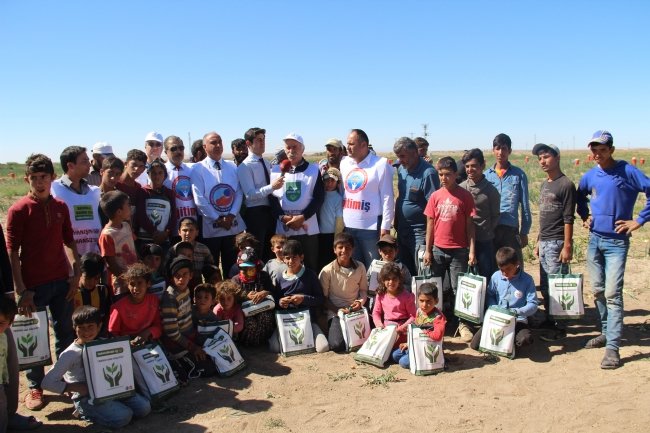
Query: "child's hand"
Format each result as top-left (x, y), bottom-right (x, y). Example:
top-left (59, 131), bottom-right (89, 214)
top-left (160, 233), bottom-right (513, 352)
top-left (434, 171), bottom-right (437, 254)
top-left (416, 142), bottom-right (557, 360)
top-left (290, 294), bottom-right (304, 305)
top-left (399, 342), bottom-right (408, 351)
top-left (190, 345), bottom-right (207, 361)
top-left (350, 300), bottom-right (363, 311)
top-left (252, 290), bottom-right (269, 304)
top-left (279, 296), bottom-right (292, 308)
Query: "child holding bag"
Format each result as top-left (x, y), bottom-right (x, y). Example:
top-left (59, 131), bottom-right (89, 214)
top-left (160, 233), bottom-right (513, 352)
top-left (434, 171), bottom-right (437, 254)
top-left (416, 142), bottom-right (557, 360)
top-left (372, 262), bottom-right (416, 346)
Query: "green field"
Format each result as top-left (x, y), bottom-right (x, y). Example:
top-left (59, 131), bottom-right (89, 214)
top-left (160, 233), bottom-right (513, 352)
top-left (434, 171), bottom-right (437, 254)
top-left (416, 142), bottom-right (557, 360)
top-left (1, 149), bottom-right (649, 261)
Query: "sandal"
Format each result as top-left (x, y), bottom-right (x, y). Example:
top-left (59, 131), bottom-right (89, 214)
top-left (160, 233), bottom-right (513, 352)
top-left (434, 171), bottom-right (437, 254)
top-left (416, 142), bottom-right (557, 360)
top-left (8, 413), bottom-right (43, 431)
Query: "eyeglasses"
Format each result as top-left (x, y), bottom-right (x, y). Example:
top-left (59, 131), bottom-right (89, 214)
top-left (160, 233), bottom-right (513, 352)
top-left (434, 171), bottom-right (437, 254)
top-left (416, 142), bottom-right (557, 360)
top-left (146, 141), bottom-right (162, 148)
top-left (169, 146), bottom-right (185, 152)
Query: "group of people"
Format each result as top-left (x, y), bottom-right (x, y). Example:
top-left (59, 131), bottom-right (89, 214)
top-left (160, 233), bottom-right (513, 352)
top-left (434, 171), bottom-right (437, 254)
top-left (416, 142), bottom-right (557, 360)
top-left (0, 127), bottom-right (648, 430)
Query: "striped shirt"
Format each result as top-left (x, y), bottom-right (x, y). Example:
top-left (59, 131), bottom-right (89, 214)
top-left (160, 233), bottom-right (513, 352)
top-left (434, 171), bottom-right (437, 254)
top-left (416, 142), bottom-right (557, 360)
top-left (160, 285), bottom-right (194, 350)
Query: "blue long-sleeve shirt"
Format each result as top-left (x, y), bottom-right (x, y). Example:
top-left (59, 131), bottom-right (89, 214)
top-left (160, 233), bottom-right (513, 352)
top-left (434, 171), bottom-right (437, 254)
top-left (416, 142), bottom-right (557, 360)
top-left (272, 266), bottom-right (324, 319)
top-left (576, 160), bottom-right (650, 240)
top-left (487, 269), bottom-right (538, 323)
top-left (485, 164), bottom-right (532, 235)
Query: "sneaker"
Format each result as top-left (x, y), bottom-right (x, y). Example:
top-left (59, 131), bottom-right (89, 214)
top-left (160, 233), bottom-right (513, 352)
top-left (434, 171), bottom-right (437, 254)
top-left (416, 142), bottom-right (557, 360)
top-left (600, 349), bottom-right (621, 369)
top-left (457, 322), bottom-right (474, 343)
top-left (24, 389), bottom-right (45, 411)
top-left (584, 334), bottom-right (606, 349)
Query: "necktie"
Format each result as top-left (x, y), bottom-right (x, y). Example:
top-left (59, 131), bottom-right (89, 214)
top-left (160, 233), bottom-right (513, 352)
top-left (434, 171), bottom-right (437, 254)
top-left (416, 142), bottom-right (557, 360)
top-left (214, 160), bottom-right (221, 170)
top-left (261, 158), bottom-right (270, 184)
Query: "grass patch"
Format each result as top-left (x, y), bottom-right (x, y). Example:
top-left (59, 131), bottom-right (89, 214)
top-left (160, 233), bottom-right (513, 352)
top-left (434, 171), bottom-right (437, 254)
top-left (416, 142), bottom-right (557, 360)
top-left (361, 370), bottom-right (399, 388)
top-left (265, 417), bottom-right (286, 429)
top-left (327, 372), bottom-right (356, 382)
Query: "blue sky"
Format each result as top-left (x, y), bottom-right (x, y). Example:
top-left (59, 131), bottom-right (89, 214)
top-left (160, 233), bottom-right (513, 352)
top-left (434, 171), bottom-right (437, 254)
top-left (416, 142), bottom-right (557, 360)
top-left (1, 0), bottom-right (648, 163)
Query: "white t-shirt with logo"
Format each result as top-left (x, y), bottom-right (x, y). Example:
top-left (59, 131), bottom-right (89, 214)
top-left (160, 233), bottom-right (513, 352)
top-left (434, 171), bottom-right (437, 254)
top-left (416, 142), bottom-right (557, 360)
top-left (339, 153), bottom-right (395, 230)
top-left (164, 161), bottom-right (197, 229)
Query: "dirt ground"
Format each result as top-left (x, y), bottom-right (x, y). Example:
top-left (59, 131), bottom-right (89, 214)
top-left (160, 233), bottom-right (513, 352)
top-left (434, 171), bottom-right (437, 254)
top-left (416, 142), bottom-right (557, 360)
top-left (15, 258), bottom-right (650, 433)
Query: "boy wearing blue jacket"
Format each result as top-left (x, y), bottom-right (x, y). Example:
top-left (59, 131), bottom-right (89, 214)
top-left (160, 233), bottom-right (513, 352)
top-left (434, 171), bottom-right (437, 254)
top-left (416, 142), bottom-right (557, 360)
top-left (577, 130), bottom-right (650, 369)
top-left (470, 247), bottom-right (538, 352)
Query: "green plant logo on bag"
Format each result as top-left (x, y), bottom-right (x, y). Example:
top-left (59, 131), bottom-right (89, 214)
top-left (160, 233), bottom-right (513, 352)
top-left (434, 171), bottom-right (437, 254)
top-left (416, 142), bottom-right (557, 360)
top-left (103, 363), bottom-right (123, 387)
top-left (462, 292), bottom-right (472, 309)
top-left (424, 343), bottom-right (440, 363)
top-left (354, 322), bottom-right (366, 339)
top-left (153, 363), bottom-right (171, 383)
top-left (490, 328), bottom-right (504, 346)
top-left (149, 209), bottom-right (162, 227)
top-left (285, 181), bottom-right (301, 202)
top-left (559, 293), bottom-right (575, 310)
top-left (289, 326), bottom-right (304, 345)
top-left (17, 333), bottom-right (37, 357)
top-left (367, 331), bottom-right (379, 349)
top-left (218, 344), bottom-right (235, 363)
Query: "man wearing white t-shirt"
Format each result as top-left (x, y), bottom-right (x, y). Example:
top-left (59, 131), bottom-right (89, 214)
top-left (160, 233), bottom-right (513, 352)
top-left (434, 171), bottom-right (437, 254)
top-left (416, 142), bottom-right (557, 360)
top-left (340, 129), bottom-right (395, 268)
top-left (163, 135), bottom-right (197, 233)
top-left (135, 131), bottom-right (164, 186)
top-left (51, 145), bottom-right (102, 256)
top-left (191, 131), bottom-right (245, 274)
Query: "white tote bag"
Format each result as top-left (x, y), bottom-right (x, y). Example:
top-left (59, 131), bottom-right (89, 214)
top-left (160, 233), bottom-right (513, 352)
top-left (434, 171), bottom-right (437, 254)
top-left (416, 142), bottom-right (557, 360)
top-left (203, 327), bottom-right (246, 376)
top-left (411, 275), bottom-right (443, 311)
top-left (548, 270), bottom-right (585, 320)
top-left (454, 269), bottom-right (487, 324)
top-left (82, 337), bottom-right (135, 404)
top-left (353, 325), bottom-right (398, 367)
top-left (241, 295), bottom-right (276, 317)
top-left (337, 307), bottom-right (370, 352)
top-left (197, 319), bottom-right (234, 338)
top-left (367, 260), bottom-right (388, 296)
top-left (407, 324), bottom-right (444, 375)
top-left (478, 306), bottom-right (516, 359)
top-left (10, 309), bottom-right (52, 370)
top-left (132, 343), bottom-right (179, 400)
top-left (275, 308), bottom-right (315, 357)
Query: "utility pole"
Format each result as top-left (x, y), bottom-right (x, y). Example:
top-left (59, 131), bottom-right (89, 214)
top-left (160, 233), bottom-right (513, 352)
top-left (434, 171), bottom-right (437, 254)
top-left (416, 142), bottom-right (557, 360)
top-left (422, 123), bottom-right (429, 139)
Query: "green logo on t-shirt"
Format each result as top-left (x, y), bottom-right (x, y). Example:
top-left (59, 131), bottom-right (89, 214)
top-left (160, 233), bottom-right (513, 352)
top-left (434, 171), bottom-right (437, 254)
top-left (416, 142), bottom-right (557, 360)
top-left (73, 205), bottom-right (94, 221)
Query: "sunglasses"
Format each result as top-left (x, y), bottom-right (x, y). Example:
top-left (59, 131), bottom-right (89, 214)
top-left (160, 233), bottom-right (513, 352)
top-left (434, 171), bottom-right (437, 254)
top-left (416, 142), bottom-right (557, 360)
top-left (169, 145), bottom-right (185, 152)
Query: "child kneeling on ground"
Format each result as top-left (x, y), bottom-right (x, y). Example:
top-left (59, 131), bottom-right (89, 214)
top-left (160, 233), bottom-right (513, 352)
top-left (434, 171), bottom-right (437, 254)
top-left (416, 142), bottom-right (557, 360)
top-left (269, 240), bottom-right (329, 353)
top-left (392, 282), bottom-right (446, 368)
top-left (372, 262), bottom-right (416, 347)
top-left (469, 247), bottom-right (538, 352)
top-left (42, 306), bottom-right (151, 429)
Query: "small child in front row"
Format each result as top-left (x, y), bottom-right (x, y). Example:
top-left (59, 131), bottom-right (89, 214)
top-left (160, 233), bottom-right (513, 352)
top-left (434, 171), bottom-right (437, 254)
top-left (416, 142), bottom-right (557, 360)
top-left (73, 252), bottom-right (112, 334)
top-left (108, 263), bottom-right (162, 346)
top-left (42, 306), bottom-right (151, 429)
top-left (263, 234), bottom-right (287, 283)
top-left (213, 280), bottom-right (245, 337)
top-left (372, 262), bottom-right (416, 347)
top-left (269, 240), bottom-right (329, 353)
top-left (392, 283), bottom-right (447, 368)
top-left (469, 247), bottom-right (538, 352)
top-left (367, 234), bottom-right (412, 310)
top-left (192, 283), bottom-right (221, 344)
top-left (160, 256), bottom-right (216, 381)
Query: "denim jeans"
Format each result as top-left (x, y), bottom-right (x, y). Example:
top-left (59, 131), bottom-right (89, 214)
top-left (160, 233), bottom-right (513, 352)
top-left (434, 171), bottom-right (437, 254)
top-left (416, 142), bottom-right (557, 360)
top-left (431, 246), bottom-right (469, 296)
top-left (474, 239), bottom-right (496, 281)
top-left (587, 232), bottom-right (629, 351)
top-left (493, 225), bottom-right (524, 270)
top-left (74, 392), bottom-right (151, 429)
top-left (538, 239), bottom-right (569, 312)
top-left (27, 279), bottom-right (74, 389)
top-left (391, 347), bottom-right (410, 369)
top-left (396, 227), bottom-right (426, 277)
top-left (344, 227), bottom-right (380, 270)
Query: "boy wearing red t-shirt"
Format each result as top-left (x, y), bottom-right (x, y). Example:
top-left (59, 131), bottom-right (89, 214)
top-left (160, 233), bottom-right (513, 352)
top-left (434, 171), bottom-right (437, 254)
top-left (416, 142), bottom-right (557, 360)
top-left (422, 157), bottom-right (476, 342)
top-left (7, 154), bottom-right (81, 411)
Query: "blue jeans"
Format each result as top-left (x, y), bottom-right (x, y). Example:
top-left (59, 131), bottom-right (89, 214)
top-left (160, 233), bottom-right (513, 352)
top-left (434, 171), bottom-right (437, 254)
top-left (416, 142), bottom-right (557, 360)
top-left (538, 239), bottom-right (569, 313)
top-left (587, 232), bottom-right (629, 351)
top-left (396, 226), bottom-right (425, 277)
top-left (27, 279), bottom-right (74, 389)
top-left (345, 227), bottom-right (380, 270)
top-left (475, 239), bottom-right (496, 281)
top-left (391, 347), bottom-right (410, 369)
top-left (74, 393), bottom-right (151, 429)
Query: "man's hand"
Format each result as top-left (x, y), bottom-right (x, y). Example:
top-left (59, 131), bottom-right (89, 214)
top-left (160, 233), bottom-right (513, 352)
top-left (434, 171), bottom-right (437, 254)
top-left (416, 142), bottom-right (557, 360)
top-left (286, 215), bottom-right (306, 230)
top-left (615, 219), bottom-right (641, 235)
top-left (271, 176), bottom-right (285, 190)
top-left (16, 290), bottom-right (36, 317)
top-left (582, 216), bottom-right (592, 229)
top-left (519, 234), bottom-right (528, 247)
top-left (423, 250), bottom-right (432, 267)
top-left (559, 245), bottom-right (573, 263)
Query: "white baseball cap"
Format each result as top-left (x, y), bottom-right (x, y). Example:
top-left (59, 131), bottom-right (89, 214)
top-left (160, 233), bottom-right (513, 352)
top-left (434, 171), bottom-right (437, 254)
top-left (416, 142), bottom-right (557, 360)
top-left (283, 132), bottom-right (304, 146)
top-left (92, 141), bottom-right (114, 155)
top-left (145, 131), bottom-right (163, 143)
